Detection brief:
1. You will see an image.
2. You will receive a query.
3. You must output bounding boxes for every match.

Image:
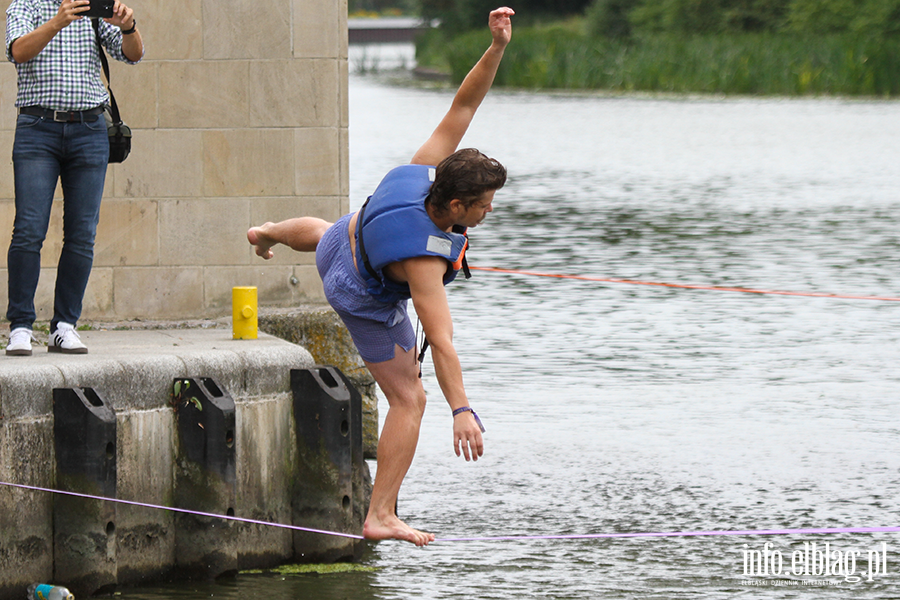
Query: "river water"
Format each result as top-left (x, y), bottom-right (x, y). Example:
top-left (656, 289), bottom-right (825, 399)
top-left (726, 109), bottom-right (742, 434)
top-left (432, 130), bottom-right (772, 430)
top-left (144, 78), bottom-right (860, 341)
top-left (120, 74), bottom-right (900, 598)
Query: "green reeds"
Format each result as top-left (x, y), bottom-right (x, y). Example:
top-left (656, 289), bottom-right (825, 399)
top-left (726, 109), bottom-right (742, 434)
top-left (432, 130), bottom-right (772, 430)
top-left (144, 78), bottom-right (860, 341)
top-left (437, 28), bottom-right (900, 96)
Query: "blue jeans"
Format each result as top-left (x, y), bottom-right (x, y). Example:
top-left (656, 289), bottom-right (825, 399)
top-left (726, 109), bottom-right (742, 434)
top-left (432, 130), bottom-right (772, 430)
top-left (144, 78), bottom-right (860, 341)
top-left (7, 112), bottom-right (109, 331)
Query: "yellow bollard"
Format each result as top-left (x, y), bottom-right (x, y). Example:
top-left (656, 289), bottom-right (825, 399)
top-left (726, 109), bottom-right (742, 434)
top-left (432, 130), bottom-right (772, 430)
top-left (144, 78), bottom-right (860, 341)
top-left (232, 286), bottom-right (258, 339)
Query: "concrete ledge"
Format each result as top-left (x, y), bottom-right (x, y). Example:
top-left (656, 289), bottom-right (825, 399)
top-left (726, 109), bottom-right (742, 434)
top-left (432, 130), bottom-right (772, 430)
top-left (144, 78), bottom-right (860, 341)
top-left (0, 328), bottom-right (369, 599)
top-left (1, 329), bottom-right (308, 415)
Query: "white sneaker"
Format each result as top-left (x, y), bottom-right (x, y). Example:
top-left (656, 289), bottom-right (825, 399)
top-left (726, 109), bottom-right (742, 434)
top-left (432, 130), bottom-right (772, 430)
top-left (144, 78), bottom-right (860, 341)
top-left (48, 322), bottom-right (88, 354)
top-left (5, 328), bottom-right (36, 356)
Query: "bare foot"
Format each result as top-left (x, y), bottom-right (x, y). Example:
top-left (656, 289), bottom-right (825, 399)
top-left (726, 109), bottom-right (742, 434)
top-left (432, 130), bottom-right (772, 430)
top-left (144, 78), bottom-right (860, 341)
top-left (363, 514), bottom-right (435, 547)
top-left (247, 225), bottom-right (275, 260)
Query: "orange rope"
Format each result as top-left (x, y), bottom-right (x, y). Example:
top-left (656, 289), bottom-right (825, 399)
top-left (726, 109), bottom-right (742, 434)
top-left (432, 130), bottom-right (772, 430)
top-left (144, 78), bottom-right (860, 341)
top-left (469, 266), bottom-right (900, 302)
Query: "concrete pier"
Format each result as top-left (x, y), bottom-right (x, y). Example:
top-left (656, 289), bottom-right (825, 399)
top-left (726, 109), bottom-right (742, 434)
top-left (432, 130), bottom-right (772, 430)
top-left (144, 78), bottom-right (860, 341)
top-left (348, 17), bottom-right (435, 44)
top-left (0, 328), bottom-right (370, 599)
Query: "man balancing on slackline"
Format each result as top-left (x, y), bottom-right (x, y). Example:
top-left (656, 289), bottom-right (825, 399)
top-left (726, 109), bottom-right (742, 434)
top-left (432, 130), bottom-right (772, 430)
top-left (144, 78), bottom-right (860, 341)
top-left (248, 6), bottom-right (514, 546)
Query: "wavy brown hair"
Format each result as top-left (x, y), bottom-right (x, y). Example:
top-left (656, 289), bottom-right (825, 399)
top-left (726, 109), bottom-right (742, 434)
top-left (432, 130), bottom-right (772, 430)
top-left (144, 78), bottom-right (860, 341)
top-left (426, 148), bottom-right (507, 214)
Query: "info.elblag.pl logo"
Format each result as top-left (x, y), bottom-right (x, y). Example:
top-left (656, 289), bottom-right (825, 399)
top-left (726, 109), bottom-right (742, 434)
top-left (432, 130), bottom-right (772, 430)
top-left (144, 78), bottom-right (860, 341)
top-left (741, 541), bottom-right (890, 584)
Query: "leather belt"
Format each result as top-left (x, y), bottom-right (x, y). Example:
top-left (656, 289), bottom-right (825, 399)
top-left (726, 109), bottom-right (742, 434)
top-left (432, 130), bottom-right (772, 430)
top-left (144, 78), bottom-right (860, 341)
top-left (18, 106), bottom-right (104, 122)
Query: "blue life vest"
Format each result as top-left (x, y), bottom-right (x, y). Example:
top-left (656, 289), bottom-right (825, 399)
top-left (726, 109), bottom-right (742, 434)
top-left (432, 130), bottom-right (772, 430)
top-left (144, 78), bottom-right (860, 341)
top-left (356, 164), bottom-right (469, 304)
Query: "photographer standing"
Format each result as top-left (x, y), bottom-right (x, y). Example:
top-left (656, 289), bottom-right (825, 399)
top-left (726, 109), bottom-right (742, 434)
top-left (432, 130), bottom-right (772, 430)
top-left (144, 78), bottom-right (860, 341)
top-left (4, 0), bottom-right (143, 356)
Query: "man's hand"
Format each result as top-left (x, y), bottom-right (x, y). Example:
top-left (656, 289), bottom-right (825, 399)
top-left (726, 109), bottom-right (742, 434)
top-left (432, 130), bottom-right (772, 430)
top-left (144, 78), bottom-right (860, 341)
top-left (489, 7), bottom-right (514, 49)
top-left (454, 411), bottom-right (484, 461)
top-left (52, 0), bottom-right (90, 30)
top-left (106, 1), bottom-right (135, 31)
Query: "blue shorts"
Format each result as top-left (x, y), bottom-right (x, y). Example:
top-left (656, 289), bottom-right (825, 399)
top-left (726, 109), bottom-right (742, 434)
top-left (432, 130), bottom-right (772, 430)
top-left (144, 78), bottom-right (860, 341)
top-left (316, 214), bottom-right (415, 363)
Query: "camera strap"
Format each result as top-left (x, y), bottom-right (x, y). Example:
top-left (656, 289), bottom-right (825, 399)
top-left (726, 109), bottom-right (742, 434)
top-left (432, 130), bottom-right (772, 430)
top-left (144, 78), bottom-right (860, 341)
top-left (91, 17), bottom-right (123, 126)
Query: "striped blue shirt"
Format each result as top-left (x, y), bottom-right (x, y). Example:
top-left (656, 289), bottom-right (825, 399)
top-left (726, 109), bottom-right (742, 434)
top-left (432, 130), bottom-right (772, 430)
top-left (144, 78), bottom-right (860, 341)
top-left (5, 0), bottom-right (140, 110)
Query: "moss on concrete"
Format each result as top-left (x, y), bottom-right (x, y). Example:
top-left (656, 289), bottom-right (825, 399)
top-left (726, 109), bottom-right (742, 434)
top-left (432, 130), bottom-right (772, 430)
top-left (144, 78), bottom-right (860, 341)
top-left (241, 562), bottom-right (377, 575)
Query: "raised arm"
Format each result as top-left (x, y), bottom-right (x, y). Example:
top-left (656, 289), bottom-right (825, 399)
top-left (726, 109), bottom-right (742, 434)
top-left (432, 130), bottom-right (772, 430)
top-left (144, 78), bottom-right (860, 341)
top-left (107, 1), bottom-right (143, 63)
top-left (9, 0), bottom-right (142, 64)
top-left (9, 0), bottom-right (89, 64)
top-left (410, 7), bottom-right (514, 167)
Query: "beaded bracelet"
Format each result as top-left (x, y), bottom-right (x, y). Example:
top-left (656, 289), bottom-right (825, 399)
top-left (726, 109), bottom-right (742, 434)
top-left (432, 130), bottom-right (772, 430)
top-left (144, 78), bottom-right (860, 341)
top-left (452, 406), bottom-right (485, 433)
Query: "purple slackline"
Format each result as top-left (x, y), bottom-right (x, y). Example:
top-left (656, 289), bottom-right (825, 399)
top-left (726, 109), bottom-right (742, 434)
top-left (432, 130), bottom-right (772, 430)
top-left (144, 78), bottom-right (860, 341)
top-left (2, 480), bottom-right (898, 543)
top-left (0, 480), bottom-right (364, 540)
top-left (433, 526), bottom-right (900, 543)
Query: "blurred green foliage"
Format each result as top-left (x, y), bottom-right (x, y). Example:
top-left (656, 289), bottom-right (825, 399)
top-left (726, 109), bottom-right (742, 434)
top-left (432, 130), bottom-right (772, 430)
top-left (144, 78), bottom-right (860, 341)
top-left (582, 0), bottom-right (900, 37)
top-left (408, 0), bottom-right (900, 95)
top-left (418, 20), bottom-right (900, 95)
top-left (349, 0), bottom-right (418, 15)
top-left (419, 0), bottom-right (595, 35)
top-left (355, 0), bottom-right (900, 38)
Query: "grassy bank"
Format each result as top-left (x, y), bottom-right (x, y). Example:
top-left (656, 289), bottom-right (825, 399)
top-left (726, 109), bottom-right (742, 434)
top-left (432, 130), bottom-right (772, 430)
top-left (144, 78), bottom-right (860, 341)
top-left (419, 25), bottom-right (900, 96)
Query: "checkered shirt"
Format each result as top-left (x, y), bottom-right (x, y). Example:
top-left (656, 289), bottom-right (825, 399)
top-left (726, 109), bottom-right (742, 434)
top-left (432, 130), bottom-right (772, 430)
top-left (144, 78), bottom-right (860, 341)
top-left (6, 0), bottom-right (139, 110)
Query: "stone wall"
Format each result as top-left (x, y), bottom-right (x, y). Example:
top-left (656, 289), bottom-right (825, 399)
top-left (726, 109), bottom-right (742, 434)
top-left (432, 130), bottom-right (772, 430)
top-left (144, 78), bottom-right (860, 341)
top-left (0, 0), bottom-right (348, 321)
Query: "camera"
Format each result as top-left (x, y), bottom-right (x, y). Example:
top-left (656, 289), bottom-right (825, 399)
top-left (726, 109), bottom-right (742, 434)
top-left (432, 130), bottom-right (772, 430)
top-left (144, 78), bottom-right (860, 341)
top-left (84, 0), bottom-right (115, 19)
